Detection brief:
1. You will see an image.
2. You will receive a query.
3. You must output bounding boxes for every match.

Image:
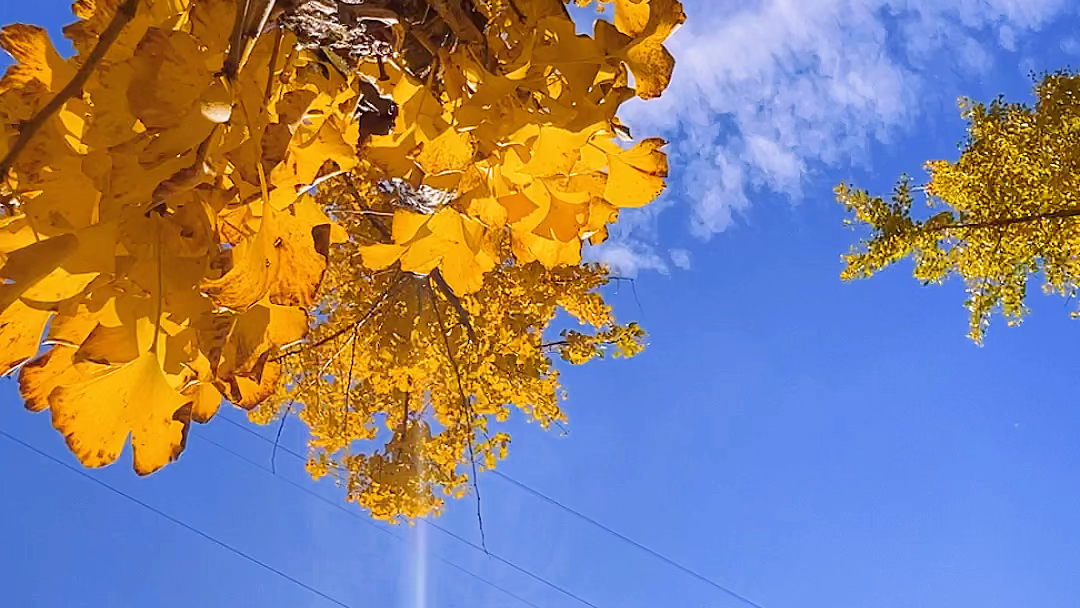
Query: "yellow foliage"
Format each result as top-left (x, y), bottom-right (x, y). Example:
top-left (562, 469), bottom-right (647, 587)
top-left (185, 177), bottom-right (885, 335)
top-left (839, 71), bottom-right (1080, 343)
top-left (263, 222), bottom-right (645, 520)
top-left (0, 0), bottom-right (677, 514)
top-left (0, 0), bottom-right (361, 472)
top-left (49, 352), bottom-right (190, 475)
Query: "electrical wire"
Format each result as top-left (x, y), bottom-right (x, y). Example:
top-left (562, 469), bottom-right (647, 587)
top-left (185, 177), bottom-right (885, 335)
top-left (218, 413), bottom-right (769, 608)
top-left (489, 471), bottom-right (767, 608)
top-left (0, 428), bottom-right (352, 608)
top-left (217, 415), bottom-right (603, 608)
top-left (192, 431), bottom-right (546, 608)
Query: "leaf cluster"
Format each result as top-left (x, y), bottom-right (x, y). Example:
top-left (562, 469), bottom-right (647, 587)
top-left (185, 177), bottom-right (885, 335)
top-left (0, 0), bottom-right (679, 518)
top-left (838, 71), bottom-right (1080, 343)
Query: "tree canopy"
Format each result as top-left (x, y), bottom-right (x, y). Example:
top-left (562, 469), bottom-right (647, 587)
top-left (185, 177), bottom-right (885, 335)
top-left (0, 0), bottom-right (682, 520)
top-left (838, 71), bottom-right (1080, 344)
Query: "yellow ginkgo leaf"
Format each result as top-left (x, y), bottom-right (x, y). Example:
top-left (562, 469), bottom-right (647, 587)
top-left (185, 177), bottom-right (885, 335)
top-left (268, 197), bottom-right (346, 307)
top-left (0, 24), bottom-right (74, 95)
top-left (19, 221), bottom-right (118, 304)
top-left (217, 356), bottom-right (282, 410)
top-left (0, 233), bottom-right (78, 312)
top-left (622, 0), bottom-right (685, 100)
top-left (603, 138), bottom-right (668, 207)
top-left (358, 243), bottom-right (406, 269)
top-left (203, 197), bottom-right (341, 310)
top-left (21, 347), bottom-right (81, 412)
top-left (534, 193), bottom-right (588, 242)
top-left (127, 28), bottom-right (212, 129)
top-left (188, 0), bottom-right (235, 58)
top-left (74, 322), bottom-right (139, 365)
top-left (183, 382), bottom-right (224, 424)
top-left (0, 299), bottom-right (51, 376)
top-left (50, 352), bottom-right (191, 474)
top-left (218, 302), bottom-right (308, 377)
top-left (268, 118), bottom-right (360, 208)
top-left (521, 126), bottom-right (594, 177)
top-left (0, 0), bottom-right (677, 498)
top-left (595, 0), bottom-right (685, 100)
top-left (613, 0), bottom-right (652, 37)
top-left (416, 128), bottom-right (475, 175)
top-left (392, 209), bottom-right (433, 244)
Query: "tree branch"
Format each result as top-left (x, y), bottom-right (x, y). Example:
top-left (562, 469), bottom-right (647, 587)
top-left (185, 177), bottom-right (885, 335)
top-left (272, 273), bottom-right (405, 361)
top-left (928, 207), bottom-right (1080, 233)
top-left (342, 172), bottom-right (392, 240)
top-left (423, 0), bottom-right (485, 46)
top-left (428, 282), bottom-right (487, 553)
top-left (341, 323), bottom-right (359, 453)
top-left (431, 268), bottom-right (476, 342)
top-left (262, 26), bottom-right (284, 104)
top-left (271, 402), bottom-right (293, 474)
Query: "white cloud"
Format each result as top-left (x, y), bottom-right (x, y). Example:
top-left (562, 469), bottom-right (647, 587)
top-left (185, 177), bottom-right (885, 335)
top-left (669, 248), bottom-right (693, 270)
top-left (614, 0), bottom-right (1071, 243)
top-left (999, 24), bottom-right (1018, 51)
top-left (588, 239), bottom-right (670, 277)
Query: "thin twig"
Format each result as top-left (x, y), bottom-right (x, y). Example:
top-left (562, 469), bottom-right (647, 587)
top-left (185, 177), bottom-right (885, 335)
top-left (540, 338), bottom-right (620, 350)
top-left (0, 0), bottom-right (139, 198)
top-left (151, 221), bottom-right (164, 354)
top-left (294, 169), bottom-right (347, 203)
top-left (505, 0), bottom-right (526, 22)
top-left (272, 274), bottom-right (405, 361)
top-left (928, 207), bottom-right (1080, 233)
top-left (609, 276), bottom-right (644, 317)
top-left (223, 0), bottom-right (253, 79)
top-left (315, 329), bottom-right (354, 378)
top-left (342, 173), bottom-right (392, 240)
top-left (431, 268), bottom-right (476, 342)
top-left (342, 324), bottom-right (359, 453)
top-left (428, 281), bottom-right (487, 553)
top-left (239, 0), bottom-right (279, 72)
top-left (262, 26), bottom-right (284, 105)
top-left (325, 208), bottom-right (396, 217)
top-left (271, 403), bottom-right (292, 474)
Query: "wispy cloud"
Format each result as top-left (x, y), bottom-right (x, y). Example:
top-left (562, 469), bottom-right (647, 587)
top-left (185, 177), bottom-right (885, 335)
top-left (669, 248), bottom-right (692, 270)
top-left (589, 239), bottom-right (669, 277)
top-left (597, 0), bottom-right (1072, 270)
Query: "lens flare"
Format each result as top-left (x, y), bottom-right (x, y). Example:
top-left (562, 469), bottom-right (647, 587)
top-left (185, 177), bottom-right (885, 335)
top-left (407, 519), bottom-right (428, 608)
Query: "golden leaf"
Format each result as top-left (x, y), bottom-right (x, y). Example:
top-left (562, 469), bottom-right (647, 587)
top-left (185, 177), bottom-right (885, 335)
top-left (416, 128), bottom-right (475, 175)
top-left (202, 197), bottom-right (341, 310)
top-left (184, 382), bottom-right (224, 424)
top-left (598, 0), bottom-right (685, 99)
top-left (50, 352), bottom-right (191, 474)
top-left (127, 28), bottom-right (213, 130)
top-left (0, 299), bottom-right (50, 376)
top-left (603, 138), bottom-right (668, 207)
top-left (838, 71), bottom-right (1080, 343)
top-left (0, 233), bottom-right (78, 312)
top-left (0, 24), bottom-right (74, 96)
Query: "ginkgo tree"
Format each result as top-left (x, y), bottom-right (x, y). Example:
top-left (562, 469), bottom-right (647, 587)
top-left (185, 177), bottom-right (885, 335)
top-left (0, 0), bottom-right (682, 520)
top-left (838, 71), bottom-right (1080, 344)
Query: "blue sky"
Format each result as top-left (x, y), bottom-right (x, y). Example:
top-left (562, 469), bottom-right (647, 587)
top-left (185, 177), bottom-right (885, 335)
top-left (4, 2), bottom-right (1080, 608)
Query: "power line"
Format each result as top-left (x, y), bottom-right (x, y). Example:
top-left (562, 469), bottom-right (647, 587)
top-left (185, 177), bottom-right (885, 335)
top-left (193, 431), bottom-right (546, 608)
top-left (423, 517), bottom-right (600, 608)
top-left (219, 413), bottom-right (768, 608)
top-left (216, 414), bottom-right (603, 608)
top-left (0, 428), bottom-right (351, 608)
top-left (489, 471), bottom-right (768, 608)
